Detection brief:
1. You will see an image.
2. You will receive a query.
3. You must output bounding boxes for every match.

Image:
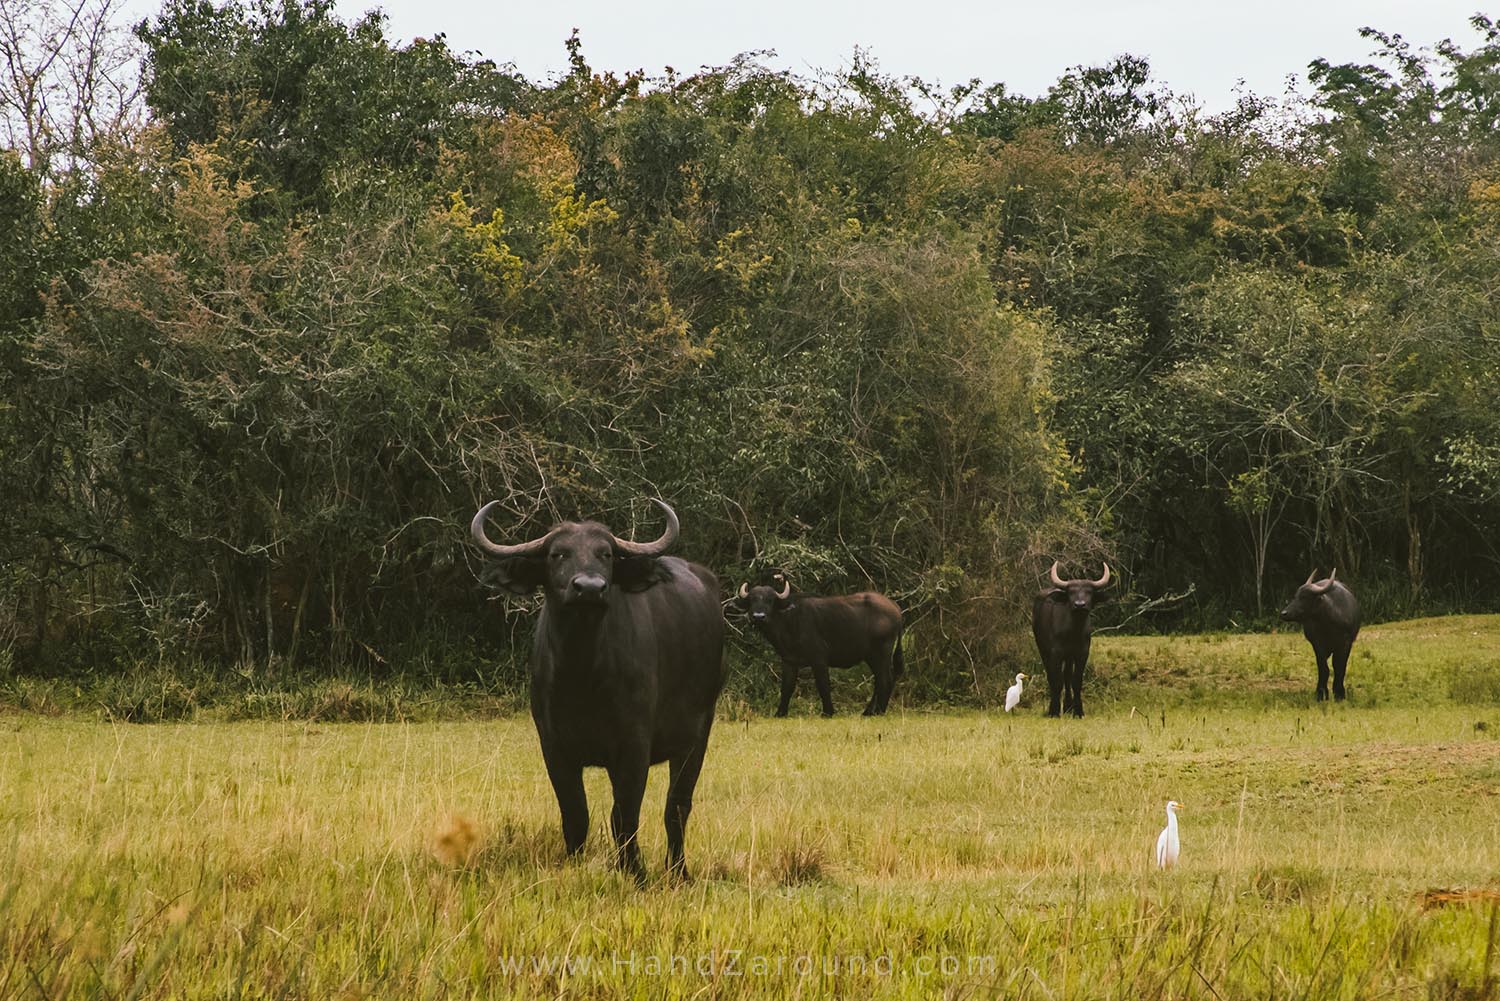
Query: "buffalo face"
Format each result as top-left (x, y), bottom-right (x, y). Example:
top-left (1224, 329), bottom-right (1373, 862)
top-left (540, 525), bottom-right (616, 607)
top-left (1280, 568), bottom-right (1338, 623)
top-left (1044, 561), bottom-right (1112, 614)
top-left (735, 576), bottom-right (793, 627)
top-left (471, 499), bottom-right (679, 610)
top-left (1052, 580), bottom-right (1101, 615)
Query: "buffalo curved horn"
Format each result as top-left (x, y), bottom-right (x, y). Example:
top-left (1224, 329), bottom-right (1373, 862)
top-left (1048, 561), bottom-right (1068, 589)
top-left (738, 582), bottom-right (750, 600)
top-left (774, 577), bottom-right (791, 600)
top-left (610, 498), bottom-right (679, 557)
top-left (1304, 567), bottom-right (1319, 586)
top-left (1089, 563), bottom-right (1112, 589)
top-left (1307, 567), bottom-right (1338, 595)
top-left (471, 500), bottom-right (553, 558)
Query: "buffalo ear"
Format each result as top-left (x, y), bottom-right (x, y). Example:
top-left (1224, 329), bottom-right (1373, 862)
top-left (615, 555), bottom-right (671, 593)
top-left (484, 557), bottom-right (544, 595)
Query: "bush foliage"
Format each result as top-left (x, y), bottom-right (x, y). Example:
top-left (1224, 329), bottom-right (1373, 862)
top-left (4, 3), bottom-right (1500, 693)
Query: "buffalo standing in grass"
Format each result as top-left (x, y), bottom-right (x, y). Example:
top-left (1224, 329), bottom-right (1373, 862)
top-left (1280, 568), bottom-right (1360, 702)
top-left (1032, 562), bottom-right (1112, 718)
top-left (735, 576), bottom-right (904, 717)
top-left (472, 498), bottom-right (726, 882)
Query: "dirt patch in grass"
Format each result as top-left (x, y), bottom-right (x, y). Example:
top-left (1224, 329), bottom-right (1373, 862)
top-left (1416, 887), bottom-right (1500, 910)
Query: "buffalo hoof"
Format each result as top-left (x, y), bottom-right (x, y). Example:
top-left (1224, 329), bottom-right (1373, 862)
top-left (1334, 690), bottom-right (1346, 702)
top-left (1316, 690), bottom-right (1328, 702)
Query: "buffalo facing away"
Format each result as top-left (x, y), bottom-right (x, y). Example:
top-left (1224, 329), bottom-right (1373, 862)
top-left (1032, 562), bottom-right (1112, 718)
top-left (1280, 568), bottom-right (1360, 702)
top-left (472, 498), bottom-right (726, 882)
top-left (735, 576), bottom-right (904, 717)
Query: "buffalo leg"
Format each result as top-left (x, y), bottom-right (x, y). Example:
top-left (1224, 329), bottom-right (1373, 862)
top-left (606, 758), bottom-right (650, 884)
top-left (864, 650), bottom-right (893, 716)
top-left (812, 664), bottom-right (836, 717)
top-left (1332, 644), bottom-right (1350, 701)
top-left (877, 666), bottom-right (896, 713)
top-left (1068, 638), bottom-right (1090, 717)
top-left (1067, 658), bottom-right (1087, 718)
top-left (1045, 655), bottom-right (1064, 718)
top-left (664, 731), bottom-right (710, 880)
top-left (775, 663), bottom-right (799, 717)
top-left (1315, 650), bottom-right (1330, 701)
top-left (542, 752), bottom-right (589, 857)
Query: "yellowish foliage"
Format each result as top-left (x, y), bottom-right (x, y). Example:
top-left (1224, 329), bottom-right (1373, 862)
top-left (443, 189), bottom-right (524, 301)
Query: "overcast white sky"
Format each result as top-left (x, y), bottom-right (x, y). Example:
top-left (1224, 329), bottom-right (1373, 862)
top-left (332, 0), bottom-right (1489, 111)
top-left (117, 0), bottom-right (1491, 113)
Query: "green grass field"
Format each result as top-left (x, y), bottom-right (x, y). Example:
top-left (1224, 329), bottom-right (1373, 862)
top-left (3, 616), bottom-right (1500, 998)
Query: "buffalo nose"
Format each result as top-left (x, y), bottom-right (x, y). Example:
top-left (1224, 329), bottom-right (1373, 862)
top-left (570, 574), bottom-right (608, 598)
top-left (751, 611), bottom-right (767, 621)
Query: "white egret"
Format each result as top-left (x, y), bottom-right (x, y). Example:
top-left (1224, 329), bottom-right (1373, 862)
top-left (1155, 801), bottom-right (1183, 868)
top-left (1004, 673), bottom-right (1027, 712)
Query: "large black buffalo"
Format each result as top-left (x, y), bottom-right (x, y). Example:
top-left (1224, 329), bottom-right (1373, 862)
top-left (472, 498), bottom-right (726, 882)
top-left (1280, 568), bottom-right (1361, 702)
top-left (1032, 561), bottom-right (1112, 718)
top-left (734, 576), bottom-right (904, 717)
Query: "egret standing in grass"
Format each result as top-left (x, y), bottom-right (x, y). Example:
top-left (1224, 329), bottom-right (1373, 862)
top-left (1004, 673), bottom-right (1027, 713)
top-left (1155, 801), bottom-right (1182, 868)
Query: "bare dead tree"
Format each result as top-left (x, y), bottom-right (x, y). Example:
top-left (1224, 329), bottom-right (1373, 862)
top-left (0, 0), bottom-right (141, 177)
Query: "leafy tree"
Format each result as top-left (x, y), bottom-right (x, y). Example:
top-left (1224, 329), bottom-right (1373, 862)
top-left (135, 0), bottom-right (529, 211)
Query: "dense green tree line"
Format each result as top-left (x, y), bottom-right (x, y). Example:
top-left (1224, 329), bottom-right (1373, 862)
top-left (3, 0), bottom-right (1499, 695)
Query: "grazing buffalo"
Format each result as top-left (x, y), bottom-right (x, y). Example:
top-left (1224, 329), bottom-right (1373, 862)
top-left (472, 498), bottom-right (726, 882)
top-left (1032, 561), bottom-right (1112, 718)
top-left (1280, 568), bottom-right (1360, 702)
top-left (734, 576), bottom-right (904, 717)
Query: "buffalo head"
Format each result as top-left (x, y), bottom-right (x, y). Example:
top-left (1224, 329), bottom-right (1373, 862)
top-left (1043, 561), bottom-right (1113, 614)
top-left (1280, 568), bottom-right (1338, 622)
top-left (734, 573), bottom-right (793, 626)
top-left (471, 498), bottom-right (678, 608)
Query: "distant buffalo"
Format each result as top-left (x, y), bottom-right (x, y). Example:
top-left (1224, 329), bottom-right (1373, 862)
top-left (735, 576), bottom-right (905, 717)
top-left (1280, 568), bottom-right (1360, 702)
top-left (472, 498), bottom-right (726, 882)
top-left (1032, 561), bottom-right (1113, 718)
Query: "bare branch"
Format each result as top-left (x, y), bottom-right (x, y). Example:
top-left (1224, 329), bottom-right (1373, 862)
top-left (0, 0), bottom-right (140, 177)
